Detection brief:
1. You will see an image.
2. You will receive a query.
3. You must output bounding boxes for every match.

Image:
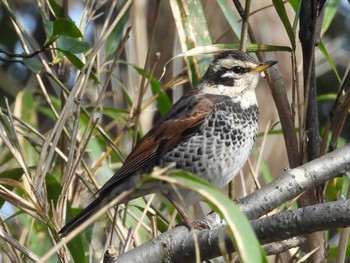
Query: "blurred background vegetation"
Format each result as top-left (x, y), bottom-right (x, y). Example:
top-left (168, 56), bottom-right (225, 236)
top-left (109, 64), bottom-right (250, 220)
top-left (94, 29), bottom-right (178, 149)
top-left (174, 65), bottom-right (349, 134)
top-left (0, 0), bottom-right (349, 262)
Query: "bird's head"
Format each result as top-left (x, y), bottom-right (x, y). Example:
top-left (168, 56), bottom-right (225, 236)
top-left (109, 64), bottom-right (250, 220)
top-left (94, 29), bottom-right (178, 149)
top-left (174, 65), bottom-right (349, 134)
top-left (200, 50), bottom-right (277, 101)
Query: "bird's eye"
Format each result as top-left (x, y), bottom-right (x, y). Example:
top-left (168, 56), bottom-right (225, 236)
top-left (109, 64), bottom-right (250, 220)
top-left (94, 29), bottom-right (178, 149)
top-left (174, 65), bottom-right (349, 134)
top-left (232, 66), bottom-right (243, 74)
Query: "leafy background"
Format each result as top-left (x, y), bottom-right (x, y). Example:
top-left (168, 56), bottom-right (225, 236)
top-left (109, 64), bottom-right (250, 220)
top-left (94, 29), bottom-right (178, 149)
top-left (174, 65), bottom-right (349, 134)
top-left (0, 0), bottom-right (349, 262)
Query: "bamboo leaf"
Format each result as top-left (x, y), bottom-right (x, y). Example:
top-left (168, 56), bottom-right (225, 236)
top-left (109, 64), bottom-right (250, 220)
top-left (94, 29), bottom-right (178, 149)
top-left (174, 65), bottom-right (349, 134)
top-left (48, 0), bottom-right (65, 18)
top-left (321, 0), bottom-right (341, 35)
top-left (14, 91), bottom-right (40, 165)
top-left (57, 50), bottom-right (99, 82)
top-left (216, 0), bottom-right (241, 39)
top-left (47, 175), bottom-right (88, 263)
top-left (170, 0), bottom-right (212, 85)
top-left (105, 0), bottom-right (131, 58)
top-left (176, 44), bottom-right (292, 56)
top-left (273, 0), bottom-right (296, 50)
top-left (0, 168), bottom-right (26, 207)
top-left (318, 41), bottom-right (341, 83)
top-left (63, 205), bottom-right (89, 263)
top-left (288, 0), bottom-right (299, 10)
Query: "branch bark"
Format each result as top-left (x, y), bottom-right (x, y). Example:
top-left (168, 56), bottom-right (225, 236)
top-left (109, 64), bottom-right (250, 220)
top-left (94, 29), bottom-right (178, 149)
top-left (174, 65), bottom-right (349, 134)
top-left (114, 144), bottom-right (350, 262)
top-left (116, 200), bottom-right (350, 263)
top-left (265, 62), bottom-right (300, 168)
top-left (237, 143), bottom-right (350, 219)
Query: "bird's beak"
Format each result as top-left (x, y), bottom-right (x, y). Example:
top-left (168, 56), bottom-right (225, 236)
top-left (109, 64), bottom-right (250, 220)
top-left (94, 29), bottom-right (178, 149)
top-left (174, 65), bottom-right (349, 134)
top-left (252, 60), bottom-right (278, 73)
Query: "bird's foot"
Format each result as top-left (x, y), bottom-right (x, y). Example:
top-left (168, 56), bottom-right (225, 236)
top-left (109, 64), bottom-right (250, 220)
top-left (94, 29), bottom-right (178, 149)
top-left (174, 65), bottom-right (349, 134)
top-left (176, 218), bottom-right (211, 231)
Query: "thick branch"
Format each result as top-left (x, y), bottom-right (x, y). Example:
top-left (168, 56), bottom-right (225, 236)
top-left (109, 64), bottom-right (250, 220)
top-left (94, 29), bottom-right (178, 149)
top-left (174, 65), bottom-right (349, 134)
top-left (252, 199), bottom-right (350, 244)
top-left (117, 200), bottom-right (350, 263)
top-left (115, 144), bottom-right (350, 262)
top-left (265, 66), bottom-right (300, 168)
top-left (238, 143), bottom-right (350, 219)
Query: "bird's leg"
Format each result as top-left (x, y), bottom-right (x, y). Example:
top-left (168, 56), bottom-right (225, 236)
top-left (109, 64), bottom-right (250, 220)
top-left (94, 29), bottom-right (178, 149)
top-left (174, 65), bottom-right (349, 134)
top-left (163, 192), bottom-right (192, 229)
top-left (163, 192), bottom-right (210, 230)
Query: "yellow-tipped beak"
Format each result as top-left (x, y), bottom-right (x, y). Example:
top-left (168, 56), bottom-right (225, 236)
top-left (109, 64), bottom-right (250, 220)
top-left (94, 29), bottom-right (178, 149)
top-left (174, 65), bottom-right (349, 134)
top-left (252, 60), bottom-right (278, 73)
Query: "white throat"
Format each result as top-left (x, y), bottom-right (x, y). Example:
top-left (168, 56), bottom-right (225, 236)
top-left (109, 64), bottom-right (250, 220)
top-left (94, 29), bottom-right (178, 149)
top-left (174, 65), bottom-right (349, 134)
top-left (201, 83), bottom-right (258, 109)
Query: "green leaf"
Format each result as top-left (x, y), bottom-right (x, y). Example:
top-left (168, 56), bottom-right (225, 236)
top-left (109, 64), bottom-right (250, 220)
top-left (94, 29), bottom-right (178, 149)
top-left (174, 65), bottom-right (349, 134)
top-left (58, 50), bottom-right (99, 82)
top-left (288, 0), bottom-right (299, 11)
top-left (244, 43), bottom-right (292, 53)
top-left (60, 50), bottom-right (84, 69)
top-left (0, 167), bottom-right (26, 207)
top-left (45, 172), bottom-right (88, 262)
top-left (131, 66), bottom-right (172, 116)
top-left (216, 0), bottom-right (241, 39)
top-left (119, 61), bottom-right (172, 116)
top-left (64, 206), bottom-right (89, 263)
top-left (90, 106), bottom-right (129, 116)
top-left (48, 0), bottom-right (65, 18)
top-left (341, 176), bottom-right (350, 199)
top-left (321, 0), bottom-right (341, 35)
top-left (325, 177), bottom-right (343, 202)
top-left (37, 96), bottom-right (61, 121)
top-left (45, 174), bottom-right (62, 206)
top-left (15, 91), bottom-right (39, 165)
top-left (146, 170), bottom-right (267, 262)
top-left (120, 84), bottom-right (133, 107)
top-left (105, 0), bottom-right (131, 57)
top-left (186, 44), bottom-right (292, 53)
top-left (42, 16), bottom-right (54, 41)
top-left (259, 160), bottom-right (273, 184)
top-left (56, 36), bottom-right (90, 54)
top-left (86, 106), bottom-right (129, 127)
top-left (0, 110), bottom-right (19, 150)
top-left (292, 1), bottom-right (302, 33)
top-left (52, 18), bottom-right (83, 39)
top-left (328, 241), bottom-right (350, 260)
top-left (23, 57), bottom-right (42, 74)
top-left (170, 0), bottom-right (212, 85)
top-left (317, 93), bottom-right (337, 101)
top-left (273, 0), bottom-right (296, 50)
top-left (318, 41), bottom-right (341, 83)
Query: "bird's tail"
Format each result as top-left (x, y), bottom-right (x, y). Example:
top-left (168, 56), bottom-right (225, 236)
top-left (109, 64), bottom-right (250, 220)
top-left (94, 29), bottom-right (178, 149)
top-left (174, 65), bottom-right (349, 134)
top-left (59, 195), bottom-right (107, 237)
top-left (59, 175), bottom-right (143, 237)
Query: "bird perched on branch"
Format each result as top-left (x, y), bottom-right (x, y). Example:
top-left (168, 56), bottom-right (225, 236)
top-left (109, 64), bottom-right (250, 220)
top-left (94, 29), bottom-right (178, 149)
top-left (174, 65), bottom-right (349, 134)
top-left (59, 50), bottom-right (277, 237)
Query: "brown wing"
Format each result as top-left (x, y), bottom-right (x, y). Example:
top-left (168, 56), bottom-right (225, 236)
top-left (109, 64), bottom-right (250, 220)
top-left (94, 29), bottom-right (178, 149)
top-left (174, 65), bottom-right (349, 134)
top-left (60, 92), bottom-right (214, 236)
top-left (97, 91), bottom-right (214, 196)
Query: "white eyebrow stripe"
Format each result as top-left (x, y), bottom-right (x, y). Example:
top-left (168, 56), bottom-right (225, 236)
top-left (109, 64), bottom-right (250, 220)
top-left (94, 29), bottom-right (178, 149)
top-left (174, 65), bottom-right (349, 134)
top-left (221, 71), bottom-right (235, 78)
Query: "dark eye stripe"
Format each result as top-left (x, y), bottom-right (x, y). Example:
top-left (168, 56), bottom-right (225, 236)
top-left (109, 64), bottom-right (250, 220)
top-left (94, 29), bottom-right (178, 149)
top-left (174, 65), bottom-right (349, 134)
top-left (211, 68), bottom-right (236, 85)
top-left (202, 65), bottom-right (251, 86)
top-left (232, 66), bottom-right (250, 74)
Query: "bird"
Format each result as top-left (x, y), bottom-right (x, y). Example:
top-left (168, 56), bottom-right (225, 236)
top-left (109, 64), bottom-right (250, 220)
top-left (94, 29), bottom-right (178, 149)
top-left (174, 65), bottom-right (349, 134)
top-left (59, 50), bottom-right (277, 237)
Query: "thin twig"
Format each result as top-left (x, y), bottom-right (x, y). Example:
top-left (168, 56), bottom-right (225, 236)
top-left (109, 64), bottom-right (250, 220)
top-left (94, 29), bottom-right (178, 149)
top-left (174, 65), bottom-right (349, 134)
top-left (131, 0), bottom-right (162, 147)
top-left (239, 0), bottom-right (251, 51)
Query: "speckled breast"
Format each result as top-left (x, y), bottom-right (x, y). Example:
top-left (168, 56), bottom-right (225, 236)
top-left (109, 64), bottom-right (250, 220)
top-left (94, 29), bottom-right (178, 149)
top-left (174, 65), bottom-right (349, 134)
top-left (158, 100), bottom-right (259, 204)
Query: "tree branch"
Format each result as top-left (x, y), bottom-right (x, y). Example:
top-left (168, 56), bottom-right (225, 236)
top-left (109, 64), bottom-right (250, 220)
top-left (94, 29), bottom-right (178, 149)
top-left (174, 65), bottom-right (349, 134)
top-left (114, 144), bottom-right (350, 262)
top-left (116, 199), bottom-right (350, 263)
top-left (237, 143), bottom-right (350, 219)
top-left (265, 66), bottom-right (300, 167)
